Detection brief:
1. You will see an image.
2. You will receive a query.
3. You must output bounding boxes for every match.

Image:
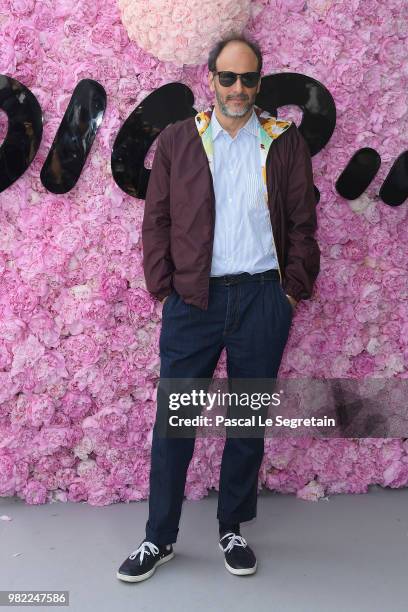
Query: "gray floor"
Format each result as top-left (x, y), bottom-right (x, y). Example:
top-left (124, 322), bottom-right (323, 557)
top-left (1, 486), bottom-right (407, 612)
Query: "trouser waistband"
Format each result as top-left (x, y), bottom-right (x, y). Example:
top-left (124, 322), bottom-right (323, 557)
top-left (209, 268), bottom-right (280, 286)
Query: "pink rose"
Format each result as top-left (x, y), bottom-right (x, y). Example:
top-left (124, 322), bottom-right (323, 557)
top-left (14, 62), bottom-right (37, 87)
top-left (97, 408), bottom-right (128, 433)
top-left (26, 393), bottom-right (56, 427)
top-left (351, 353), bottom-right (376, 377)
top-left (87, 485), bottom-right (118, 506)
top-left (8, 0), bottom-right (35, 17)
top-left (11, 334), bottom-right (45, 376)
top-left (90, 23), bottom-right (123, 49)
top-left (8, 284), bottom-right (38, 319)
top-left (32, 8), bottom-right (58, 32)
top-left (23, 479), bottom-right (48, 504)
top-left (108, 324), bottom-right (136, 351)
top-left (60, 334), bottom-right (102, 369)
top-left (101, 223), bottom-right (129, 254)
top-left (61, 391), bottom-right (93, 419)
top-left (125, 287), bottom-right (155, 320)
top-left (13, 25), bottom-right (40, 63)
top-left (28, 311), bottom-right (60, 347)
top-left (99, 272), bottom-right (128, 302)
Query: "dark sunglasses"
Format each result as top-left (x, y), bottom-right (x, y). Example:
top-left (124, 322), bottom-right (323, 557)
top-left (213, 71), bottom-right (260, 88)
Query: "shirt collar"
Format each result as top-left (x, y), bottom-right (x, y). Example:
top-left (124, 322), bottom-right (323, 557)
top-left (210, 107), bottom-right (258, 140)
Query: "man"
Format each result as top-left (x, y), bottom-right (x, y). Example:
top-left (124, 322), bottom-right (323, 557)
top-left (117, 33), bottom-right (320, 582)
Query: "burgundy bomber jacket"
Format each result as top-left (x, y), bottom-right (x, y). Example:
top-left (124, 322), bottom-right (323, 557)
top-left (142, 104), bottom-right (320, 311)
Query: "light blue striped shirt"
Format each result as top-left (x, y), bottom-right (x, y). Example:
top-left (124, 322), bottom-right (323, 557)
top-left (210, 107), bottom-right (280, 276)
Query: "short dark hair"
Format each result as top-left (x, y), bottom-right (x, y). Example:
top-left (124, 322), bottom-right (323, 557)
top-left (207, 33), bottom-right (263, 74)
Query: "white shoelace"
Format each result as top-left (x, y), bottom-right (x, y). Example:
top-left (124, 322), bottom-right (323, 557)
top-left (129, 541), bottom-right (159, 564)
top-left (220, 533), bottom-right (248, 553)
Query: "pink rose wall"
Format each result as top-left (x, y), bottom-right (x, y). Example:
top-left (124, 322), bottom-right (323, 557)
top-left (0, 0), bottom-right (408, 506)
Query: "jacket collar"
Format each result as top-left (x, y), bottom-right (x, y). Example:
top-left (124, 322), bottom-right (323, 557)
top-left (194, 104), bottom-right (292, 184)
top-left (195, 104), bottom-right (292, 143)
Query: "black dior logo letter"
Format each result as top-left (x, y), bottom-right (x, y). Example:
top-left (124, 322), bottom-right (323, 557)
top-left (0, 74), bottom-right (407, 206)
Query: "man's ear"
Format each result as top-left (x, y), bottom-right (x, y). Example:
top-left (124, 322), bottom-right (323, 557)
top-left (208, 71), bottom-right (214, 92)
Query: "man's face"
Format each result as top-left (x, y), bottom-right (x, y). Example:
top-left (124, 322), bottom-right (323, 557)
top-left (208, 41), bottom-right (261, 118)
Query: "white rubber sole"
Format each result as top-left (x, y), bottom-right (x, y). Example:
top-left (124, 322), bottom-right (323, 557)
top-left (116, 551), bottom-right (175, 583)
top-left (219, 543), bottom-right (257, 575)
top-left (224, 559), bottom-right (257, 575)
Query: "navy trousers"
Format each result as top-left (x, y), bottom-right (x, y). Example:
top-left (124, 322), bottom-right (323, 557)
top-left (145, 270), bottom-right (293, 545)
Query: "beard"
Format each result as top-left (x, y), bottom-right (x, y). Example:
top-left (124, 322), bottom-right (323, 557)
top-left (214, 84), bottom-right (257, 118)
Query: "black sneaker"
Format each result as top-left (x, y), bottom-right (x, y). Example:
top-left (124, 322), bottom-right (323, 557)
top-left (117, 540), bottom-right (174, 582)
top-left (219, 532), bottom-right (257, 576)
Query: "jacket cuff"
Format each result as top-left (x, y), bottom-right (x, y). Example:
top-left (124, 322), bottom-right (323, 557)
top-left (282, 280), bottom-right (307, 303)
